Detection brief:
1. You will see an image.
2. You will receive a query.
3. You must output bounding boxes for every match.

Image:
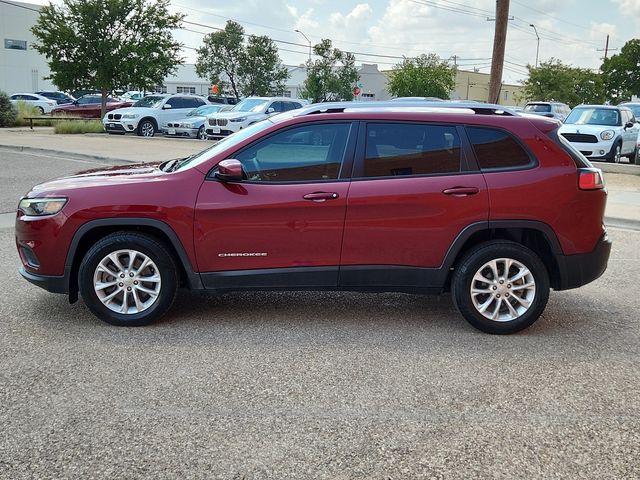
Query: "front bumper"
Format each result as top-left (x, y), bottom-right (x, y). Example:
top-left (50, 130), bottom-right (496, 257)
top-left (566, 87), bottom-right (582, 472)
top-left (564, 139), bottom-right (615, 159)
top-left (554, 232), bottom-right (612, 290)
top-left (164, 127), bottom-right (199, 138)
top-left (104, 120), bottom-right (138, 133)
top-left (19, 267), bottom-right (68, 294)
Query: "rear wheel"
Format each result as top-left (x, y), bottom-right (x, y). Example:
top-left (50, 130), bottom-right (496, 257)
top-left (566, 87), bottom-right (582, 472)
top-left (36, 106), bottom-right (44, 115)
top-left (451, 241), bottom-right (550, 334)
top-left (78, 232), bottom-right (178, 326)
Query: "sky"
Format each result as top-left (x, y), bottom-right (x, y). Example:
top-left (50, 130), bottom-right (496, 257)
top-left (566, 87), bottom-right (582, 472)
top-left (27, 0), bottom-right (640, 84)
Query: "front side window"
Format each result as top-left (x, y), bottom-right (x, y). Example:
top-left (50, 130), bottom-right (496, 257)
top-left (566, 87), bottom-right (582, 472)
top-left (233, 99), bottom-right (269, 113)
top-left (565, 108), bottom-right (621, 126)
top-left (360, 123), bottom-right (461, 178)
top-left (467, 127), bottom-right (531, 170)
top-left (233, 123), bottom-right (351, 182)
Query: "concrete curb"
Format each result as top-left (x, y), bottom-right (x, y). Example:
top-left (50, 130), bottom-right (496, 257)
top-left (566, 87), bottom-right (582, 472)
top-left (600, 163), bottom-right (640, 176)
top-left (0, 144), bottom-right (135, 164)
top-left (605, 216), bottom-right (640, 231)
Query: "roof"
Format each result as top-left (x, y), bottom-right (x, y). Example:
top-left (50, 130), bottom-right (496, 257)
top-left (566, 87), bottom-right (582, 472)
top-left (575, 104), bottom-right (626, 110)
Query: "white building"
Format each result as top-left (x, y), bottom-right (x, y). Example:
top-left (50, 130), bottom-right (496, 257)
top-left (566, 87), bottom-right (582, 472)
top-left (154, 64), bottom-right (211, 95)
top-left (0, 1), bottom-right (55, 94)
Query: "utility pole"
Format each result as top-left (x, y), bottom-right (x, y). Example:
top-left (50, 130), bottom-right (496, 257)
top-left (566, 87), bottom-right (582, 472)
top-left (451, 55), bottom-right (458, 68)
top-left (597, 34), bottom-right (618, 61)
top-left (488, 0), bottom-right (510, 104)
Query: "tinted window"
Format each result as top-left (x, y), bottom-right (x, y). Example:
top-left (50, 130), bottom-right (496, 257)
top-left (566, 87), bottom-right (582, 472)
top-left (180, 97), bottom-right (202, 109)
top-left (166, 97), bottom-right (185, 109)
top-left (271, 102), bottom-right (286, 113)
top-left (467, 127), bottom-right (531, 170)
top-left (361, 123), bottom-right (461, 178)
top-left (233, 123), bottom-right (351, 182)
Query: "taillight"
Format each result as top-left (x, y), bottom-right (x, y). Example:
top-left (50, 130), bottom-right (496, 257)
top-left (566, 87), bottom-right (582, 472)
top-left (578, 168), bottom-right (605, 190)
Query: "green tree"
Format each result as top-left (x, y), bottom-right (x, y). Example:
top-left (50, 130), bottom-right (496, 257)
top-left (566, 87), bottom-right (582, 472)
top-left (299, 39), bottom-right (359, 103)
top-left (239, 35), bottom-right (289, 96)
top-left (521, 58), bottom-right (605, 106)
top-left (31, 0), bottom-right (184, 119)
top-left (387, 54), bottom-right (456, 99)
top-left (196, 21), bottom-right (288, 100)
top-left (0, 91), bottom-right (17, 127)
top-left (601, 39), bottom-right (640, 102)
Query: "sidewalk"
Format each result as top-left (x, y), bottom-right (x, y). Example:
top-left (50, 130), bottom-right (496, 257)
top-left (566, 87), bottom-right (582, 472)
top-left (0, 126), bottom-right (639, 230)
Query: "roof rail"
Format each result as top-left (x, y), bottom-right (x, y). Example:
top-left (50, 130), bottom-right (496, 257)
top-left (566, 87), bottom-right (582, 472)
top-left (294, 100), bottom-right (518, 117)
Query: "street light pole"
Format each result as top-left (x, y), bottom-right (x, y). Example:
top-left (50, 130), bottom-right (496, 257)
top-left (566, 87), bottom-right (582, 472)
top-left (294, 29), bottom-right (312, 62)
top-left (529, 24), bottom-right (540, 68)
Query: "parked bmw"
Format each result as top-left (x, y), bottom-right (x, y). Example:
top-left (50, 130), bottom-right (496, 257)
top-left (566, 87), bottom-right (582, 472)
top-left (103, 94), bottom-right (208, 137)
top-left (559, 105), bottom-right (639, 164)
top-left (205, 97), bottom-right (303, 139)
top-left (163, 104), bottom-right (232, 140)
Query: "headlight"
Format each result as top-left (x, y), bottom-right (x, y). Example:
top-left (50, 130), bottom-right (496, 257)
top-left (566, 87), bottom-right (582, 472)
top-left (600, 130), bottom-right (614, 141)
top-left (181, 122), bottom-right (195, 128)
top-left (229, 117), bottom-right (247, 122)
top-left (122, 113), bottom-right (139, 119)
top-left (18, 197), bottom-right (67, 216)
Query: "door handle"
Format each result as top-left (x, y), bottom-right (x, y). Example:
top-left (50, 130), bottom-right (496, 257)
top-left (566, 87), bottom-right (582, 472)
top-left (303, 192), bottom-right (339, 202)
top-left (442, 186), bottom-right (479, 196)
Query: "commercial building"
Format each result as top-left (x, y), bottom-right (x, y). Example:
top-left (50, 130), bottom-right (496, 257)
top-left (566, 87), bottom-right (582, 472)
top-left (451, 69), bottom-right (525, 106)
top-left (0, 0), bottom-right (55, 94)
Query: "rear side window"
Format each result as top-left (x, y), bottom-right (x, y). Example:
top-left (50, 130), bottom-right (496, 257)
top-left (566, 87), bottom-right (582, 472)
top-left (360, 123), bottom-right (461, 178)
top-left (466, 127), bottom-right (531, 170)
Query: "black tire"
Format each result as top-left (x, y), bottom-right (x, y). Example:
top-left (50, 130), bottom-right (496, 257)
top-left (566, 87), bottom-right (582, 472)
top-left (629, 147), bottom-right (638, 164)
top-left (451, 241), bottom-right (550, 334)
top-left (78, 232), bottom-right (178, 326)
top-left (137, 119), bottom-right (156, 137)
top-left (36, 106), bottom-right (45, 115)
top-left (606, 141), bottom-right (622, 163)
top-left (197, 125), bottom-right (207, 140)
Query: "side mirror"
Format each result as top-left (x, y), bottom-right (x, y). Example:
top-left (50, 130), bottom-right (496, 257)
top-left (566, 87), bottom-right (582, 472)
top-left (266, 107), bottom-right (275, 114)
top-left (625, 121), bottom-right (634, 129)
top-left (162, 103), bottom-right (172, 110)
top-left (215, 159), bottom-right (243, 182)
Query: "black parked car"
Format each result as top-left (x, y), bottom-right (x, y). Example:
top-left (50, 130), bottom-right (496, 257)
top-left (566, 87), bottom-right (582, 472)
top-left (207, 95), bottom-right (238, 105)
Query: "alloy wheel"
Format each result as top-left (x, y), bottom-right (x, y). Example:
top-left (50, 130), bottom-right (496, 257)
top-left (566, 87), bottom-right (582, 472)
top-left (470, 257), bottom-right (536, 322)
top-left (93, 249), bottom-right (162, 314)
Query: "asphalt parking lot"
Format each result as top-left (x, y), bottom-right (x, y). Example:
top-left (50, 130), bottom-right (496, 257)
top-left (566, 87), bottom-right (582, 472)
top-left (1, 150), bottom-right (639, 479)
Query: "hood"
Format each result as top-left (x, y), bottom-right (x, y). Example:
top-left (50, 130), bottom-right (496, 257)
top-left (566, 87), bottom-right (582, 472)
top-left (171, 114), bottom-right (207, 124)
top-left (558, 123), bottom-right (620, 135)
top-left (27, 161), bottom-right (166, 197)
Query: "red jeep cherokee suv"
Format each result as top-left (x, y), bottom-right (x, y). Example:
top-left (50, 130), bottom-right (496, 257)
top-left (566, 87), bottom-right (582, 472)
top-left (15, 103), bottom-right (611, 334)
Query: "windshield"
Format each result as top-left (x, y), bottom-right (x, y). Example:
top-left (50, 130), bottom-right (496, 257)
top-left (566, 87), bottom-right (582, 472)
top-left (233, 99), bottom-right (269, 113)
top-left (565, 108), bottom-right (621, 126)
top-left (133, 96), bottom-right (165, 108)
top-left (175, 120), bottom-right (274, 172)
top-left (188, 105), bottom-right (221, 116)
top-left (524, 104), bottom-right (551, 113)
top-left (625, 105), bottom-right (640, 118)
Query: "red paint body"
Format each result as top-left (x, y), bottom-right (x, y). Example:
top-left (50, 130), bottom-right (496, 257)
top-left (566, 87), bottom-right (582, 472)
top-left (15, 109), bottom-right (608, 286)
top-left (51, 97), bottom-right (133, 118)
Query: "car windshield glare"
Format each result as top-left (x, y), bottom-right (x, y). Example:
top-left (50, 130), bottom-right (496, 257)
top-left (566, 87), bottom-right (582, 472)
top-left (175, 120), bottom-right (273, 172)
top-left (524, 104), bottom-right (551, 113)
top-left (565, 108), bottom-right (620, 126)
top-left (133, 96), bottom-right (165, 108)
top-left (190, 105), bottom-right (220, 116)
top-left (233, 99), bottom-right (269, 113)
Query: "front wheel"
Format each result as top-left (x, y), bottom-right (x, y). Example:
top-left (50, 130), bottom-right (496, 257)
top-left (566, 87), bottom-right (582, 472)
top-left (451, 241), bottom-right (550, 334)
top-left (607, 143), bottom-right (622, 163)
top-left (137, 119), bottom-right (156, 137)
top-left (78, 232), bottom-right (178, 326)
top-left (197, 125), bottom-right (207, 140)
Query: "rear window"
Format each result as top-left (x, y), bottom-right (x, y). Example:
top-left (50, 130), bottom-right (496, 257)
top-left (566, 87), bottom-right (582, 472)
top-left (466, 127), bottom-right (532, 170)
top-left (360, 123), bottom-right (461, 178)
top-left (525, 104), bottom-right (551, 113)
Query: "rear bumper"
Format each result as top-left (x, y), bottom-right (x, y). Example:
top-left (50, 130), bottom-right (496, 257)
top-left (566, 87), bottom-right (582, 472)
top-left (554, 233), bottom-right (611, 290)
top-left (20, 267), bottom-right (68, 294)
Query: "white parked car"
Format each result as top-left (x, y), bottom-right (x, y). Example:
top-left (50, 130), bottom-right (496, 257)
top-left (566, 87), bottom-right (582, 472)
top-left (103, 94), bottom-right (208, 136)
top-left (205, 97), bottom-right (304, 139)
top-left (559, 105), bottom-right (639, 164)
top-left (119, 90), bottom-right (144, 102)
top-left (9, 93), bottom-right (57, 114)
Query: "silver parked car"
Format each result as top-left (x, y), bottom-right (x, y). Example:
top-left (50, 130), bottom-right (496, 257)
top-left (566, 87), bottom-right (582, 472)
top-left (523, 101), bottom-right (571, 121)
top-left (163, 104), bottom-right (232, 139)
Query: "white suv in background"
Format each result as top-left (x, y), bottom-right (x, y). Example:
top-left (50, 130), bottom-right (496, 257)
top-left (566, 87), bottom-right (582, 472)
top-left (205, 97), bottom-right (304, 139)
top-left (559, 105), bottom-right (639, 164)
top-left (103, 94), bottom-right (208, 136)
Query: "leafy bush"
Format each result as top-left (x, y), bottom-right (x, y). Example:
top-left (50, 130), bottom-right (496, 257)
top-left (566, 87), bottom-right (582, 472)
top-left (0, 91), bottom-right (17, 127)
top-left (54, 120), bottom-right (104, 134)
